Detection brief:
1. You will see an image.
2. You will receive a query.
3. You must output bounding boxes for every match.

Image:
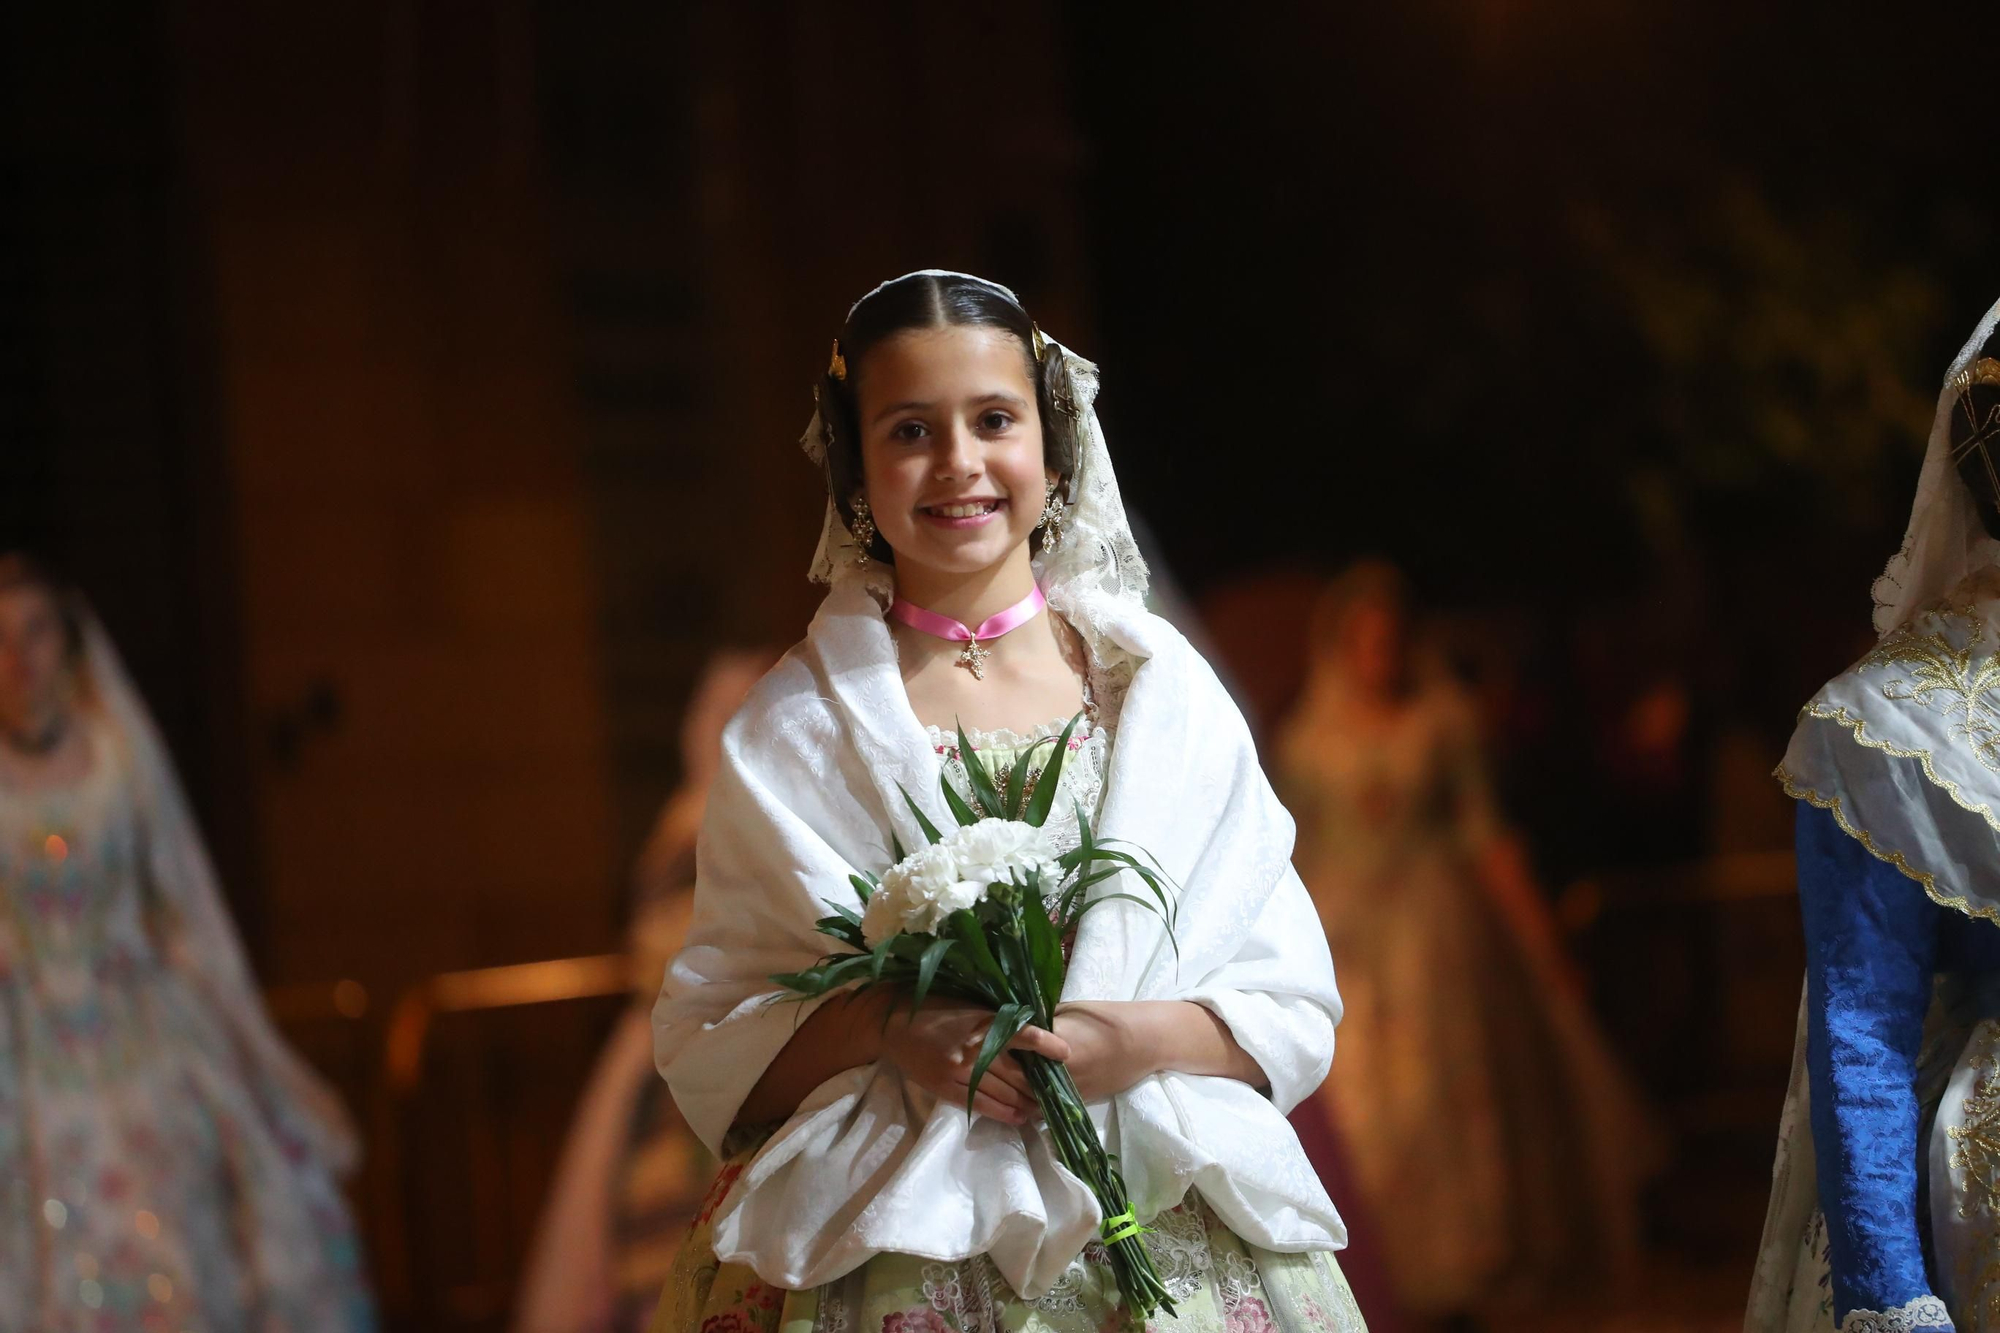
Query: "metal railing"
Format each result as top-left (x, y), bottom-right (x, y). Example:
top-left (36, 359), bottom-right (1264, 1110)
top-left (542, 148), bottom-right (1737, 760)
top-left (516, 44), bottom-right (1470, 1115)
top-left (267, 953), bottom-right (648, 1331)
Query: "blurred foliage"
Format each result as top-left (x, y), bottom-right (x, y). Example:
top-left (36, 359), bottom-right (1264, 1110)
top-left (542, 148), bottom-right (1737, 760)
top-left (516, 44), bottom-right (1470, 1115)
top-left (1575, 183), bottom-right (1944, 548)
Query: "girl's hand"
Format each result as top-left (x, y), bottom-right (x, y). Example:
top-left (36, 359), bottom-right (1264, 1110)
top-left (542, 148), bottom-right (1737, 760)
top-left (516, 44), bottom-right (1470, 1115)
top-left (879, 1000), bottom-right (1070, 1125)
top-left (1054, 1000), bottom-right (1269, 1100)
top-left (1052, 1001), bottom-right (1160, 1103)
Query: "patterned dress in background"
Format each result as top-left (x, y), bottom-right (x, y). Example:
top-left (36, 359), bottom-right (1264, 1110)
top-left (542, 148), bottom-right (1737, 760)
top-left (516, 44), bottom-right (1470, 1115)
top-left (0, 716), bottom-right (374, 1332)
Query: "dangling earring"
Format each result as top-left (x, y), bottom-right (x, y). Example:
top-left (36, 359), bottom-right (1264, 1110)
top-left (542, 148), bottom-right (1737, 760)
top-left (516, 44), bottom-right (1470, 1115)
top-left (1037, 479), bottom-right (1066, 553)
top-left (848, 493), bottom-right (876, 564)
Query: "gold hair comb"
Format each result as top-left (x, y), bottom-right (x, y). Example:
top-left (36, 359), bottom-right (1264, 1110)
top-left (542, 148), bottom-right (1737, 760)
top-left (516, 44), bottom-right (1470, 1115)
top-left (1031, 323), bottom-right (1048, 363)
top-left (828, 339), bottom-right (848, 382)
top-left (1955, 357), bottom-right (2000, 395)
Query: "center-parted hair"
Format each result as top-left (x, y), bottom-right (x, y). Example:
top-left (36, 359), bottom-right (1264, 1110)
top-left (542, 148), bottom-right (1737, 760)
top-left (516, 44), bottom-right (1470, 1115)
top-left (815, 273), bottom-right (1082, 566)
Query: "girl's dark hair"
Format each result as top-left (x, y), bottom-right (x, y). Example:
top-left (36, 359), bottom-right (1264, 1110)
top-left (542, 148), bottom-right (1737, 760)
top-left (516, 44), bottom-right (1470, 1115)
top-left (1953, 328), bottom-right (2000, 541)
top-left (817, 273), bottom-right (1081, 565)
top-left (0, 551), bottom-right (85, 662)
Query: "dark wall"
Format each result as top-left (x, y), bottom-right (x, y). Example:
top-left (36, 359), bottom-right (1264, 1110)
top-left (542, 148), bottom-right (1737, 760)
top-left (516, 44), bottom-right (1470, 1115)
top-left (0, 4), bottom-right (258, 931)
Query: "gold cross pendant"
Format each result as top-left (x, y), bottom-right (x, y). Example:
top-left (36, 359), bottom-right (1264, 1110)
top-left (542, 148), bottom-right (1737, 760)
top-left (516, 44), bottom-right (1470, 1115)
top-left (957, 639), bottom-right (991, 680)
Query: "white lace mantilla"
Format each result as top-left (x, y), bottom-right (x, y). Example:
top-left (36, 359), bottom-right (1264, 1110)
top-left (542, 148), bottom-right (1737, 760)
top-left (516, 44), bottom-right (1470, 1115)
top-left (1839, 1296), bottom-right (1955, 1333)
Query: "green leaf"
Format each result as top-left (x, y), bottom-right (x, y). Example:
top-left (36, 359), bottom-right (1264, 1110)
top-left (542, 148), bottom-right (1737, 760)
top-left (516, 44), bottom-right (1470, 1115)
top-left (966, 1002), bottom-right (1032, 1115)
top-left (993, 903), bottom-right (1038, 1002)
top-left (869, 937), bottom-right (895, 983)
top-left (813, 915), bottom-right (865, 949)
top-left (1021, 711), bottom-right (1084, 828)
top-left (1054, 857), bottom-right (1144, 920)
top-left (890, 831), bottom-right (906, 863)
top-left (1074, 891), bottom-right (1170, 918)
top-left (899, 784), bottom-right (944, 845)
top-left (848, 874), bottom-right (875, 904)
top-left (1019, 880), bottom-right (1067, 1016)
top-left (949, 910), bottom-right (1010, 989)
top-left (772, 946), bottom-right (875, 996)
top-left (912, 937), bottom-right (955, 1015)
top-left (1079, 844), bottom-right (1177, 894)
top-left (938, 772), bottom-right (980, 829)
top-left (820, 952), bottom-right (880, 989)
top-left (1002, 737), bottom-right (1051, 823)
top-left (822, 899), bottom-right (863, 927)
top-left (953, 720), bottom-right (1005, 820)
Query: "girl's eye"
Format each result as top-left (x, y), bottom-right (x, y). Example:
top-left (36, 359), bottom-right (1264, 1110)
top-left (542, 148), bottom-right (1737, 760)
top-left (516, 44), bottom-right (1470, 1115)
top-left (979, 411), bottom-right (1014, 432)
top-left (892, 421), bottom-right (929, 442)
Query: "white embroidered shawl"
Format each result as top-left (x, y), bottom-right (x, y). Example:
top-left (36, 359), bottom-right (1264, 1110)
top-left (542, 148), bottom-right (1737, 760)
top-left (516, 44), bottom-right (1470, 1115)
top-left (652, 581), bottom-right (1345, 1297)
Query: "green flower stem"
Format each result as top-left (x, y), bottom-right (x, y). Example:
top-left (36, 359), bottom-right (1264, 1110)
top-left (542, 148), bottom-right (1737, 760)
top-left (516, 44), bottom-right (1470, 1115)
top-left (1015, 1053), bottom-right (1177, 1322)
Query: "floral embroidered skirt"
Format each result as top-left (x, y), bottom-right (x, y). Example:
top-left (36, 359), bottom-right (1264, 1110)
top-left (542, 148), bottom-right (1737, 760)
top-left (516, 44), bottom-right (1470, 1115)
top-left (650, 1169), bottom-right (1367, 1333)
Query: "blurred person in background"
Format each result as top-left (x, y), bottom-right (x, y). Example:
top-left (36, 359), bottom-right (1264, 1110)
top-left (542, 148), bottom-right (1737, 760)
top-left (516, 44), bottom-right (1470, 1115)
top-left (1274, 560), bottom-right (1661, 1325)
top-left (0, 553), bottom-right (374, 1331)
top-left (1748, 305), bottom-right (2000, 1333)
top-left (514, 647), bottom-right (779, 1333)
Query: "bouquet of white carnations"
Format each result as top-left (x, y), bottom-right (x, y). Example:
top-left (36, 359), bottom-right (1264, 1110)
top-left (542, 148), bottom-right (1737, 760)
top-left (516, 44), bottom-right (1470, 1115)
top-left (772, 714), bottom-right (1179, 1324)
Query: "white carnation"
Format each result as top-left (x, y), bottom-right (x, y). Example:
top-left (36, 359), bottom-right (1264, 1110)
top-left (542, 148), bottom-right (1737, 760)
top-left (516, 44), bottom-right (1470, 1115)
top-left (944, 818), bottom-right (1057, 887)
top-left (862, 820), bottom-right (1061, 944)
top-left (886, 841), bottom-right (959, 899)
top-left (933, 879), bottom-right (985, 918)
top-left (868, 841), bottom-right (981, 941)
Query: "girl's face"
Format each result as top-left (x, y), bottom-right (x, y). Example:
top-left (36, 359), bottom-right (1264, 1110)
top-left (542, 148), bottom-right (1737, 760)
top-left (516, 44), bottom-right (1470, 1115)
top-left (853, 324), bottom-right (1049, 582)
top-left (0, 584), bottom-right (71, 735)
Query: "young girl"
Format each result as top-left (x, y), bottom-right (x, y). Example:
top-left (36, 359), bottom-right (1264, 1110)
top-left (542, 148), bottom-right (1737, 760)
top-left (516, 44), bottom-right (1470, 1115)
top-left (650, 272), bottom-right (1365, 1333)
top-left (1747, 301), bottom-right (2000, 1333)
top-left (0, 555), bottom-right (375, 1331)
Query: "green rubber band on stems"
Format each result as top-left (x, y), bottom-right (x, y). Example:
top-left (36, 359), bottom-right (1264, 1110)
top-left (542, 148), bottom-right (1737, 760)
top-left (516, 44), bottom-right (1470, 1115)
top-left (1100, 1208), bottom-right (1149, 1245)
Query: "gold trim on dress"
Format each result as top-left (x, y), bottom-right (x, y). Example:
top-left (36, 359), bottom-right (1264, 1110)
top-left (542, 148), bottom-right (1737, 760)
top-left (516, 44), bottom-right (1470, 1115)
top-left (1855, 608), bottom-right (2000, 773)
top-left (1774, 764), bottom-right (2000, 923)
top-left (1800, 701), bottom-right (2000, 837)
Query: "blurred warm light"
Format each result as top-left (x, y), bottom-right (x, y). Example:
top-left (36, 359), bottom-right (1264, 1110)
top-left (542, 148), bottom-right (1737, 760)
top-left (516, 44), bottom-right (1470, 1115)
top-left (134, 1209), bottom-right (160, 1240)
top-left (44, 834), bottom-right (67, 862)
top-left (385, 954), bottom-right (629, 1091)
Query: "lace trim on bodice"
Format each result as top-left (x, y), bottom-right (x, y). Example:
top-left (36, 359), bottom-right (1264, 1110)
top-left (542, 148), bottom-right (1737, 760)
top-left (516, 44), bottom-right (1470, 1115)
top-left (923, 717), bottom-right (1096, 752)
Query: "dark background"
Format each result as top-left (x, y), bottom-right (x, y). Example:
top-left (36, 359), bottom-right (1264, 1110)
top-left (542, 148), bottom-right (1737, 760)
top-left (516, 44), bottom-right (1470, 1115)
top-left (5, 2), bottom-right (1998, 1327)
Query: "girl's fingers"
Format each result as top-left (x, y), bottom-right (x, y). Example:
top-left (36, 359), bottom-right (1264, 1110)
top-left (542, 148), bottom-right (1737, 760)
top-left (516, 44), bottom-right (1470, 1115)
top-left (962, 1082), bottom-right (1027, 1124)
top-left (979, 1057), bottom-right (1035, 1101)
top-left (955, 1065), bottom-right (1032, 1113)
top-left (1010, 1024), bottom-right (1072, 1063)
